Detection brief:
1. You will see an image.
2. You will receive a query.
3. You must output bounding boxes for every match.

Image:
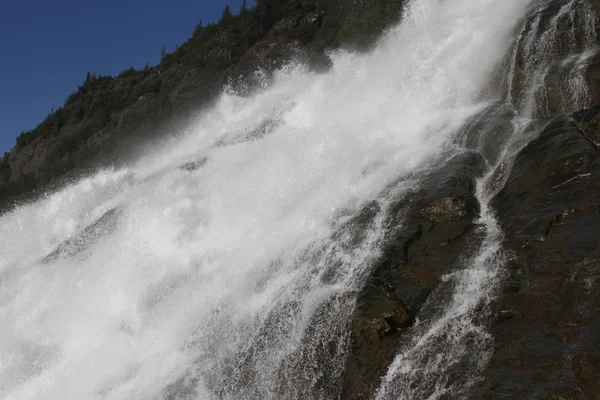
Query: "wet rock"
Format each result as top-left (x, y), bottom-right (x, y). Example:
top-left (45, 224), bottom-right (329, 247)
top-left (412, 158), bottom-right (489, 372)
top-left (508, 0), bottom-right (599, 118)
top-left (332, 200), bottom-right (382, 250)
top-left (546, 48), bottom-right (600, 116)
top-left (471, 117), bottom-right (600, 399)
top-left (213, 118), bottom-right (282, 148)
top-left (41, 208), bottom-right (121, 263)
top-left (179, 157), bottom-right (207, 172)
top-left (572, 104), bottom-right (600, 145)
top-left (585, 52), bottom-right (600, 107)
top-left (341, 151), bottom-right (487, 399)
top-left (458, 104), bottom-right (516, 165)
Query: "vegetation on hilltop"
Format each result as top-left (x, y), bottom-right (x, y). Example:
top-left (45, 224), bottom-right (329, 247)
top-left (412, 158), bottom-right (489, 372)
top-left (0, 0), bottom-right (405, 211)
top-left (14, 0), bottom-right (404, 150)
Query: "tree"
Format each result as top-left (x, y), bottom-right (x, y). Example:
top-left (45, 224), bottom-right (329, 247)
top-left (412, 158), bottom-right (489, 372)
top-left (240, 0), bottom-right (249, 14)
top-left (221, 4), bottom-right (233, 25)
top-left (193, 20), bottom-right (204, 38)
top-left (160, 45), bottom-right (167, 62)
top-left (253, 0), bottom-right (281, 34)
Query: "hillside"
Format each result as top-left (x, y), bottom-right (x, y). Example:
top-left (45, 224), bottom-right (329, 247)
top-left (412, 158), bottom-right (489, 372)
top-left (0, 0), bottom-right (405, 211)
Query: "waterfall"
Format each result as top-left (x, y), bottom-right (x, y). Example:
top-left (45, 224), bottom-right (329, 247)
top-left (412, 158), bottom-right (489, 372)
top-left (376, 1), bottom-right (600, 399)
top-left (506, 0), bottom-right (598, 118)
top-left (2, 0), bottom-right (593, 399)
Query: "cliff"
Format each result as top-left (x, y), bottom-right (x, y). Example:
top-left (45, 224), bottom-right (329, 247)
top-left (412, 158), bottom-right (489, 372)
top-left (340, 1), bottom-right (600, 398)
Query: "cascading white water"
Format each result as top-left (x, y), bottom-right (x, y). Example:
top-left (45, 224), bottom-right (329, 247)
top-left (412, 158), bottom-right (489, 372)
top-left (507, 0), bottom-right (598, 118)
top-left (375, 170), bottom-right (506, 400)
top-left (0, 0), bottom-right (542, 399)
top-left (376, 1), bottom-right (600, 399)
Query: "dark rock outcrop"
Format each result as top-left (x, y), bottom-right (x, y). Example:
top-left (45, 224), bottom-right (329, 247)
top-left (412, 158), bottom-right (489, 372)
top-left (342, 151), bottom-right (488, 399)
top-left (507, 0), bottom-right (600, 118)
top-left (470, 116), bottom-right (600, 399)
top-left (458, 104), bottom-right (516, 165)
top-left (573, 104), bottom-right (600, 145)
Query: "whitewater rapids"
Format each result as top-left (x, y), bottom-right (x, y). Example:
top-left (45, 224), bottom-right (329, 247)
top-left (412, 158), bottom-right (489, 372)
top-left (0, 0), bottom-right (537, 399)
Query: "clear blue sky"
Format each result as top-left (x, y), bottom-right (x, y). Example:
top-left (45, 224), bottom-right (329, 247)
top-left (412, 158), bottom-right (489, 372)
top-left (0, 0), bottom-right (248, 154)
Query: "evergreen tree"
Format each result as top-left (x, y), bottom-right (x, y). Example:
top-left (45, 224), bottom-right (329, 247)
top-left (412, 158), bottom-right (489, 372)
top-left (193, 20), bottom-right (204, 38)
top-left (160, 46), bottom-right (167, 62)
top-left (221, 4), bottom-right (233, 25)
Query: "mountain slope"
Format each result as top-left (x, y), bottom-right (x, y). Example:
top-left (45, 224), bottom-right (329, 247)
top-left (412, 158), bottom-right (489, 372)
top-left (0, 0), bottom-right (405, 212)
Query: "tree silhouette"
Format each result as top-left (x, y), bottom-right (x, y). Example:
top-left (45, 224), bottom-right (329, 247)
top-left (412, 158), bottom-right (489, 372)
top-left (193, 20), bottom-right (204, 38)
top-left (221, 4), bottom-right (233, 25)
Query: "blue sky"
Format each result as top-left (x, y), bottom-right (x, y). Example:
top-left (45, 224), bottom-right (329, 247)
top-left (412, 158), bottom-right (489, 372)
top-left (0, 0), bottom-right (247, 154)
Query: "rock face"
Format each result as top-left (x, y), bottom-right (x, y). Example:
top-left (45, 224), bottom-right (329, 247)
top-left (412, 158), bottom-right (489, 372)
top-left (341, 112), bottom-right (600, 399)
top-left (508, 0), bottom-right (600, 118)
top-left (469, 117), bottom-right (600, 399)
top-left (338, 1), bottom-right (600, 389)
top-left (342, 151), bottom-right (487, 399)
top-left (339, 1), bottom-right (600, 397)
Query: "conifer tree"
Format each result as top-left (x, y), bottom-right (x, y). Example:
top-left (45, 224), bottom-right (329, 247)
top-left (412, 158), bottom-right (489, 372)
top-left (193, 20), bottom-right (204, 37)
top-left (221, 4), bottom-right (233, 26)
